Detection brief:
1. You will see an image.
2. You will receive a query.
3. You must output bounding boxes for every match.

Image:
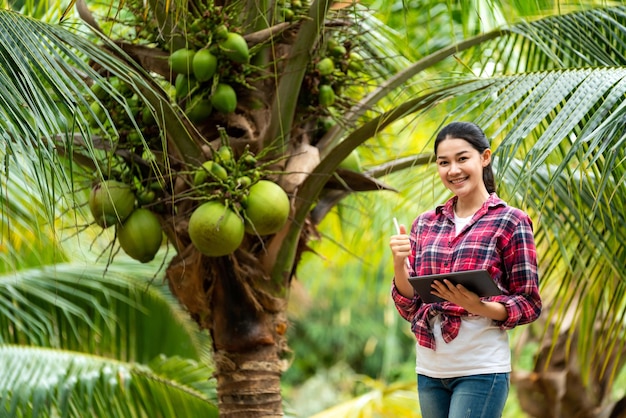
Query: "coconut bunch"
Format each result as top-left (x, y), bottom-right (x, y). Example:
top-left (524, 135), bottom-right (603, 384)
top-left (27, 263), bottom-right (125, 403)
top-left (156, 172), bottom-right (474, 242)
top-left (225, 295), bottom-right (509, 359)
top-left (81, 0), bottom-right (373, 264)
top-left (170, 22), bottom-right (250, 122)
top-left (85, 142), bottom-right (290, 262)
top-left (87, 76), bottom-right (163, 151)
top-left (187, 143), bottom-right (290, 257)
top-left (88, 180), bottom-right (164, 263)
top-left (305, 37), bottom-right (366, 111)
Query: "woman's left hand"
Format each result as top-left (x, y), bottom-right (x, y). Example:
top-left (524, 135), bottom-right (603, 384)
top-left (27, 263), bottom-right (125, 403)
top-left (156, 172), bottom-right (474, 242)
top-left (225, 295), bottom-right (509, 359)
top-left (430, 279), bottom-right (481, 310)
top-left (431, 279), bottom-right (508, 321)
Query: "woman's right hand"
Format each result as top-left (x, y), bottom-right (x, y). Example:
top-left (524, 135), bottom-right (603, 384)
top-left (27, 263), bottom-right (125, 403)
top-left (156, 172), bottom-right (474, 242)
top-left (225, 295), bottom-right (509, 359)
top-left (389, 223), bottom-right (414, 297)
top-left (389, 224), bottom-right (411, 270)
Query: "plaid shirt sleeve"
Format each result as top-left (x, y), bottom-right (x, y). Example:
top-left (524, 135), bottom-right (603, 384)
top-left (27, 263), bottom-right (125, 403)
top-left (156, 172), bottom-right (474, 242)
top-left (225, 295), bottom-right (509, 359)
top-left (488, 212), bottom-right (542, 329)
top-left (391, 282), bottom-right (419, 321)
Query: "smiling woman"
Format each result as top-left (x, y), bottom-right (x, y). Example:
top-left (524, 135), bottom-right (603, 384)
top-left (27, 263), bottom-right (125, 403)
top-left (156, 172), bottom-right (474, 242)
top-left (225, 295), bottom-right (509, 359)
top-left (388, 121), bottom-right (542, 418)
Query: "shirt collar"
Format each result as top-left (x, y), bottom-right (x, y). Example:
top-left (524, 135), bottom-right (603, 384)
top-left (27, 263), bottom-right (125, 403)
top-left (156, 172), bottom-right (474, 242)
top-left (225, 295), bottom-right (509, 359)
top-left (436, 193), bottom-right (506, 219)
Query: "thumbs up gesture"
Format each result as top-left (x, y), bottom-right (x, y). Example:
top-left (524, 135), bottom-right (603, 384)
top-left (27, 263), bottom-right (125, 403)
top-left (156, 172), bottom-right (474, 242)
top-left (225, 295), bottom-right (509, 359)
top-left (390, 221), bottom-right (411, 271)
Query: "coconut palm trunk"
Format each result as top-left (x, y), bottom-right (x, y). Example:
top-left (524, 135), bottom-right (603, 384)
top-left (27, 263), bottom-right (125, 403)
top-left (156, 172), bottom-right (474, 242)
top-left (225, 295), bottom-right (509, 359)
top-left (167, 246), bottom-right (290, 415)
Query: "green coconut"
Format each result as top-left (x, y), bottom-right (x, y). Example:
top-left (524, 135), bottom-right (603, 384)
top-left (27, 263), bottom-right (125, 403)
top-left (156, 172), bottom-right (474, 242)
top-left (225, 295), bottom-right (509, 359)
top-left (169, 48), bottom-right (196, 75)
top-left (175, 74), bottom-right (196, 99)
top-left (186, 96), bottom-right (212, 123)
top-left (193, 160), bottom-right (229, 185)
top-left (243, 180), bottom-right (290, 236)
top-left (318, 84), bottom-right (335, 106)
top-left (316, 57), bottom-right (335, 76)
top-left (117, 209), bottom-right (163, 263)
top-left (211, 83), bottom-right (237, 113)
top-left (188, 201), bottom-right (245, 256)
top-left (192, 49), bottom-right (218, 82)
top-left (89, 180), bottom-right (136, 228)
top-left (219, 32), bottom-right (249, 64)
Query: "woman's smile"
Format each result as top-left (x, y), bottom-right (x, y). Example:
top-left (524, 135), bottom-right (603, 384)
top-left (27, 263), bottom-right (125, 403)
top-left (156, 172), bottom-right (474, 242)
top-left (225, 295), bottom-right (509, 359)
top-left (449, 176), bottom-right (468, 184)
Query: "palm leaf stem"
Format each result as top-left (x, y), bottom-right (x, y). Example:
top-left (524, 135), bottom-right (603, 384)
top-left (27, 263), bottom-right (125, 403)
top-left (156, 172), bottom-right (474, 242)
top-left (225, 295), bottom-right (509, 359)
top-left (317, 29), bottom-right (504, 153)
top-left (263, 0), bottom-right (332, 152)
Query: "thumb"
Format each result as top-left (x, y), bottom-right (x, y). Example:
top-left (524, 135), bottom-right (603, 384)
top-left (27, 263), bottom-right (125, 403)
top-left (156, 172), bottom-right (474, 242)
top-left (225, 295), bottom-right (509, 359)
top-left (399, 224), bottom-right (407, 234)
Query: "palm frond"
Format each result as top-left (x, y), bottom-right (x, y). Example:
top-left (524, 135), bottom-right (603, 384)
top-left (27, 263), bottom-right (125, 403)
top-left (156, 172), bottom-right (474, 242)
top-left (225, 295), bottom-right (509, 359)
top-left (0, 345), bottom-right (218, 418)
top-left (0, 261), bottom-right (211, 364)
top-left (475, 69), bottom-right (626, 188)
top-left (319, 5), bottom-right (626, 171)
top-left (0, 9), bottom-right (201, 205)
top-left (0, 158), bottom-right (77, 272)
top-left (503, 155), bottom-right (626, 381)
top-left (507, 6), bottom-right (626, 69)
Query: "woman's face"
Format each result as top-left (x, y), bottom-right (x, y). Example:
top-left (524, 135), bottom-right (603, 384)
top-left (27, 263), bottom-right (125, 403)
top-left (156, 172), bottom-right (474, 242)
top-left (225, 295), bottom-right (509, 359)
top-left (436, 137), bottom-right (491, 198)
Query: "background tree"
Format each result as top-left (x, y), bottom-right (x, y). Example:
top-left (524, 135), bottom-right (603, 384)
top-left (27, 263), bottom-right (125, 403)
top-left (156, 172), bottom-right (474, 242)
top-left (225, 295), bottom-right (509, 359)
top-left (2, 1), bottom-right (626, 417)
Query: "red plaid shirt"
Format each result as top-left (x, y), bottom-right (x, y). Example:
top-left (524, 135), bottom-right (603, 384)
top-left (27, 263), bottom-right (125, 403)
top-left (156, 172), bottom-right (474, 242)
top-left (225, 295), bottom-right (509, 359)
top-left (392, 193), bottom-right (542, 350)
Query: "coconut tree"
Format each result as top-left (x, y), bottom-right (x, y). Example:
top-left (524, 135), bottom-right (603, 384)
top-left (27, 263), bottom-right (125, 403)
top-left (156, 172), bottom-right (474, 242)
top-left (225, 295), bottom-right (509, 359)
top-left (1, 2), bottom-right (412, 415)
top-left (3, 0), bottom-right (626, 416)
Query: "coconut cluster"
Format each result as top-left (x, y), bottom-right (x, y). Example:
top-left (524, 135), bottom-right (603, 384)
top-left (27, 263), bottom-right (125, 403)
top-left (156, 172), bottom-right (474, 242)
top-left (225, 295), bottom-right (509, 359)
top-left (170, 25), bottom-right (250, 122)
top-left (309, 38), bottom-right (365, 110)
top-left (81, 0), bottom-right (373, 262)
top-left (187, 144), bottom-right (290, 257)
top-left (88, 180), bottom-right (164, 263)
top-left (86, 141), bottom-right (292, 260)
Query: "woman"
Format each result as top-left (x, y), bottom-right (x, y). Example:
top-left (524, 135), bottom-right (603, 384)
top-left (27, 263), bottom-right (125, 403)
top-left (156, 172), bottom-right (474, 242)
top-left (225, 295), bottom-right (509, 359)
top-left (389, 121), bottom-right (542, 418)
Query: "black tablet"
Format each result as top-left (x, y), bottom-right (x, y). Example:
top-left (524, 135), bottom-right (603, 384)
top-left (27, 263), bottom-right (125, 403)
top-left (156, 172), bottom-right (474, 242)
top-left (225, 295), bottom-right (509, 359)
top-left (408, 269), bottom-right (502, 304)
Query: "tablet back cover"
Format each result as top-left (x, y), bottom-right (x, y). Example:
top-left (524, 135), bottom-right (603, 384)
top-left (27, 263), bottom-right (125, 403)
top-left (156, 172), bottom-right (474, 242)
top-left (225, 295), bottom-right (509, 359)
top-left (408, 269), bottom-right (501, 304)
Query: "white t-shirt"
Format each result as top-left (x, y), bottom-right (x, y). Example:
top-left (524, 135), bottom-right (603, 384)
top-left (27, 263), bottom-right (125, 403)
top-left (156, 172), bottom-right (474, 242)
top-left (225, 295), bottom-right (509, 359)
top-left (454, 212), bottom-right (473, 235)
top-left (415, 315), bottom-right (511, 378)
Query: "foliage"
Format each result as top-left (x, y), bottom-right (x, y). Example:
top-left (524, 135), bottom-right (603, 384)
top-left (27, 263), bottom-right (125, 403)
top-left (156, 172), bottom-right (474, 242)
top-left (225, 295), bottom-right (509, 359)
top-left (284, 281), bottom-right (415, 385)
top-left (0, 346), bottom-right (217, 417)
top-left (0, 260), bottom-right (220, 416)
top-left (283, 3), bottom-right (626, 411)
top-left (4, 0), bottom-right (626, 415)
top-left (0, 167), bottom-right (218, 416)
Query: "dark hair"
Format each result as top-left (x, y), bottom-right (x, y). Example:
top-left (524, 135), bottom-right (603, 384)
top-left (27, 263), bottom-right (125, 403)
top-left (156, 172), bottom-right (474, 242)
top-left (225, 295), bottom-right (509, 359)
top-left (434, 121), bottom-right (496, 193)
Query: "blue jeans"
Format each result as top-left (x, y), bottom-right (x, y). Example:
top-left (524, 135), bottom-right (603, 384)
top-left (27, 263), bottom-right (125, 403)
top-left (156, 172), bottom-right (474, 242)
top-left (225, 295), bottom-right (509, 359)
top-left (417, 373), bottom-right (510, 418)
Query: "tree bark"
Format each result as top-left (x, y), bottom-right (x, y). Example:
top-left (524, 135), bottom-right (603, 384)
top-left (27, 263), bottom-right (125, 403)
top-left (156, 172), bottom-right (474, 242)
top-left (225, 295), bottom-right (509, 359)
top-left (213, 346), bottom-right (285, 417)
top-left (167, 239), bottom-right (291, 417)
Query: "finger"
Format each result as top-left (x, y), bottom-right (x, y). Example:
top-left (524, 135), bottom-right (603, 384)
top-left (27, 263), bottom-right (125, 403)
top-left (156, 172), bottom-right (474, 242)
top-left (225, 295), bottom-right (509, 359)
top-left (456, 284), bottom-right (476, 298)
top-left (431, 280), bottom-right (445, 292)
top-left (442, 279), bottom-right (456, 290)
top-left (399, 224), bottom-right (407, 234)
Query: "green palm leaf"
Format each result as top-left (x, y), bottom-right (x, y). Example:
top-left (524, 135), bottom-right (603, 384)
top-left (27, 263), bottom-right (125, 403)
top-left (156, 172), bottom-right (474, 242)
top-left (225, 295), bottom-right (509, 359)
top-left (0, 9), bottom-right (200, 186)
top-left (0, 261), bottom-right (212, 364)
top-left (503, 156), bottom-right (626, 381)
top-left (0, 345), bottom-right (218, 417)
